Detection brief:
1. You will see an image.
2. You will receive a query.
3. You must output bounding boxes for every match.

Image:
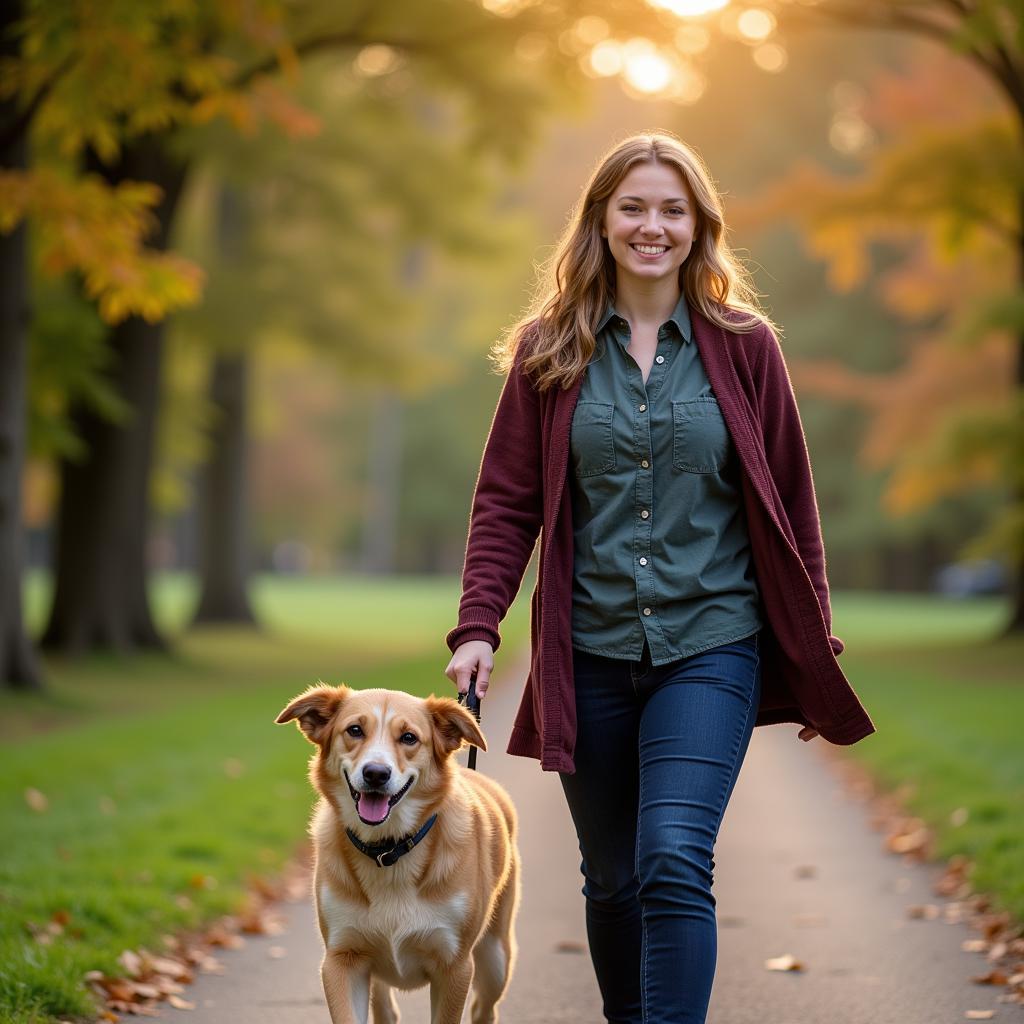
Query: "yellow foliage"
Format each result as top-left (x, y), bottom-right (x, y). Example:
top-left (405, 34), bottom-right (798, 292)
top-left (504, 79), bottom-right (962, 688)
top-left (2, 168), bottom-right (204, 324)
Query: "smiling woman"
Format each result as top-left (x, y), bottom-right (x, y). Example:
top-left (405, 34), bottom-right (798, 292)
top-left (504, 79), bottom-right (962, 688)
top-left (444, 129), bottom-right (875, 1024)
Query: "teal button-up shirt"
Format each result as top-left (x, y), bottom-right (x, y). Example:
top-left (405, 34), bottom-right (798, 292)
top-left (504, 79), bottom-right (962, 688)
top-left (569, 293), bottom-right (762, 664)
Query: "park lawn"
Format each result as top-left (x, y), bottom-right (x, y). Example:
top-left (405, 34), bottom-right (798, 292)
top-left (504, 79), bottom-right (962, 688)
top-left (0, 573), bottom-right (531, 1024)
top-left (0, 579), bottom-right (1020, 1022)
top-left (829, 593), bottom-right (1024, 921)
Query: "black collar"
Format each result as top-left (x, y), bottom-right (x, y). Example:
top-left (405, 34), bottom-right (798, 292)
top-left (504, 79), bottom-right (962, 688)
top-left (345, 814), bottom-right (438, 868)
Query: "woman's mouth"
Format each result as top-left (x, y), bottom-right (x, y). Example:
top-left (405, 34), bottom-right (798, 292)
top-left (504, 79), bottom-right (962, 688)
top-left (630, 243), bottom-right (669, 259)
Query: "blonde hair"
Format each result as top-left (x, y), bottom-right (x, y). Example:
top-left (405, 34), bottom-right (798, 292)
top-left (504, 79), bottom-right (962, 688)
top-left (492, 131), bottom-right (773, 391)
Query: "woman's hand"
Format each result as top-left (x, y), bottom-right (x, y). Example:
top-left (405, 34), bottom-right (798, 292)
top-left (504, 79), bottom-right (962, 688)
top-left (798, 726), bottom-right (819, 742)
top-left (445, 640), bottom-right (495, 698)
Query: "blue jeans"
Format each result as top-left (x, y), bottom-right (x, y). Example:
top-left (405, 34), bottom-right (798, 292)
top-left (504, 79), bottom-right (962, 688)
top-left (559, 632), bottom-right (762, 1024)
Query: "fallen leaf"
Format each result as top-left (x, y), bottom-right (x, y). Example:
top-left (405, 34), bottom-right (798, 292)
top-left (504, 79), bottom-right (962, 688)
top-left (965, 1012), bottom-right (995, 1020)
top-left (973, 970), bottom-right (1009, 986)
top-left (906, 904), bottom-right (940, 920)
top-left (24, 788), bottom-right (48, 812)
top-left (168, 995), bottom-right (196, 1010)
top-left (268, 945), bottom-right (287, 959)
top-left (554, 940), bottom-right (586, 954)
top-left (765, 954), bottom-right (804, 972)
top-left (964, 940), bottom-right (990, 953)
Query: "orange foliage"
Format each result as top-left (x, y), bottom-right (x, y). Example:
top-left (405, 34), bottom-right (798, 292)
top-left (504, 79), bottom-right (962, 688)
top-left (739, 49), bottom-right (1021, 523)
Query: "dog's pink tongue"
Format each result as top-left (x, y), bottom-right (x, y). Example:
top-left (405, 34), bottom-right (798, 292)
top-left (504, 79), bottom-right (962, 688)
top-left (358, 793), bottom-right (390, 823)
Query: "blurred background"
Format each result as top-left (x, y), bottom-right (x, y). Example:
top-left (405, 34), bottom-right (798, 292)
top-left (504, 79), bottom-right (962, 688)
top-left (1, 2), bottom-right (1022, 1021)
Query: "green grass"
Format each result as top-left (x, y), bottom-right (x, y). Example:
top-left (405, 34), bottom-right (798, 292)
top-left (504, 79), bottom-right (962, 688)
top-left (829, 593), bottom-right (1024, 921)
top-left (2, 573), bottom-right (530, 1023)
top-left (0, 580), bottom-right (1020, 1022)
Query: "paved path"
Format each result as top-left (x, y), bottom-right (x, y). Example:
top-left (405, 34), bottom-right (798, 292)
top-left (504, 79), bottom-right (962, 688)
top-left (181, 650), bottom-right (1014, 1023)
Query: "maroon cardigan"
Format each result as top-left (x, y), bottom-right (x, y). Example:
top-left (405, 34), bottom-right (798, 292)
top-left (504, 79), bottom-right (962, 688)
top-left (447, 309), bottom-right (876, 773)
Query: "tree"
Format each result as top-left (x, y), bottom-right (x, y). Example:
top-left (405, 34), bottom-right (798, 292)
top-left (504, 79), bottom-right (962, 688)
top-left (0, 0), bottom-right (204, 679)
top-left (10, 0), bottom-right (683, 662)
top-left (758, 0), bottom-right (1024, 629)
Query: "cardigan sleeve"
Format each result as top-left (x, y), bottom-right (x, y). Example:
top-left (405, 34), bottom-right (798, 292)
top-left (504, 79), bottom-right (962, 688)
top-left (445, 346), bottom-right (544, 655)
top-left (755, 324), bottom-right (844, 656)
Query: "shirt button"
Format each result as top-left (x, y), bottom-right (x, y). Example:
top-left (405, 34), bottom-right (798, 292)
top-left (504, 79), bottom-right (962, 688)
top-left (641, 459), bottom-right (649, 468)
top-left (639, 404), bottom-right (647, 412)
top-left (643, 607), bottom-right (652, 616)
top-left (639, 557), bottom-right (648, 566)
top-left (655, 355), bottom-right (665, 364)
top-left (640, 510), bottom-right (649, 519)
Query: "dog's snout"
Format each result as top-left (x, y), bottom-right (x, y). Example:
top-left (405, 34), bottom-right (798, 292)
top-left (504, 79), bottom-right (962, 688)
top-left (361, 762), bottom-right (392, 789)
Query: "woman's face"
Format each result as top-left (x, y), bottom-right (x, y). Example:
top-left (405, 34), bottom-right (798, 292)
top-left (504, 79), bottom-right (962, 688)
top-left (601, 160), bottom-right (697, 290)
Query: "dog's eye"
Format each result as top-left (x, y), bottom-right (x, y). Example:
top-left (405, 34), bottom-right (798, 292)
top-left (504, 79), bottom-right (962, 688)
top-left (346, 724), bottom-right (364, 738)
top-left (399, 732), bottom-right (419, 745)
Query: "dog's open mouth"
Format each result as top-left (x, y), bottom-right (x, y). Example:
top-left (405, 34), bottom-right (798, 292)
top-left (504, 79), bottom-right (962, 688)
top-left (344, 772), bottom-right (413, 826)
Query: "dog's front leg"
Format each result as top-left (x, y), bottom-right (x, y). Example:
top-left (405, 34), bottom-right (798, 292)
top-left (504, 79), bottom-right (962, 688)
top-left (321, 949), bottom-right (371, 1024)
top-left (429, 961), bottom-right (474, 1024)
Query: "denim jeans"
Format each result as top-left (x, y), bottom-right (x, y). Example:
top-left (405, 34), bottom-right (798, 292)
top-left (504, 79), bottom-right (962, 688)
top-left (559, 631), bottom-right (762, 1024)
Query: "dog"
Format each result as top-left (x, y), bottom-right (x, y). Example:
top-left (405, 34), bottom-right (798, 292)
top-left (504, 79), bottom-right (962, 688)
top-left (276, 684), bottom-right (520, 1024)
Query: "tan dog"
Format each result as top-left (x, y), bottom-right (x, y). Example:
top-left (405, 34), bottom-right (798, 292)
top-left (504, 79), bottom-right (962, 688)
top-left (276, 685), bottom-right (520, 1024)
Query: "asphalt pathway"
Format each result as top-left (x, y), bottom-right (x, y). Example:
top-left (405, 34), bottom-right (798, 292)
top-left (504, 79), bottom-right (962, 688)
top-left (180, 649), bottom-right (1014, 1024)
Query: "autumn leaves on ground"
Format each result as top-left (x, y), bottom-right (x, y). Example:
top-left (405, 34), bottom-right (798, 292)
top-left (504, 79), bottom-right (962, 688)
top-left (0, 578), bottom-right (1021, 1023)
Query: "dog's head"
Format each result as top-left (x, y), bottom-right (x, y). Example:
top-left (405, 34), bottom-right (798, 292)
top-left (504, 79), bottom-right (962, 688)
top-left (275, 685), bottom-right (486, 836)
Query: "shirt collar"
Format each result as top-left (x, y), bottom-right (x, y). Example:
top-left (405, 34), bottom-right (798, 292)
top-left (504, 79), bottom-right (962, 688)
top-left (597, 292), bottom-right (693, 344)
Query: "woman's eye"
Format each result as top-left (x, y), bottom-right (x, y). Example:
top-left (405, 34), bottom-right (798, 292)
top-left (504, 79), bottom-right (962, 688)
top-left (400, 732), bottom-right (419, 745)
top-left (622, 205), bottom-right (641, 212)
top-left (346, 724), bottom-right (363, 737)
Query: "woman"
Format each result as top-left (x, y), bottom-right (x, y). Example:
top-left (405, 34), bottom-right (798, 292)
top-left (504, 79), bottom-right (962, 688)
top-left (443, 131), bottom-right (874, 1024)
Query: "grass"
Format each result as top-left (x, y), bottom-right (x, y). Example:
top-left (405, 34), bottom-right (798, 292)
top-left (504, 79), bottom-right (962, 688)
top-left (0, 579), bottom-right (1020, 1022)
top-left (828, 592), bottom-right (1024, 921)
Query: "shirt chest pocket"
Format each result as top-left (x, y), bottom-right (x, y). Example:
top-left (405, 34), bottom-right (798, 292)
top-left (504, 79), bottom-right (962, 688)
top-left (571, 401), bottom-right (617, 478)
top-left (672, 397), bottom-right (730, 473)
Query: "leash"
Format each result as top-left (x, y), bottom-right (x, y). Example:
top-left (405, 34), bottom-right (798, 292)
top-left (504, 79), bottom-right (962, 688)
top-left (457, 671), bottom-right (482, 771)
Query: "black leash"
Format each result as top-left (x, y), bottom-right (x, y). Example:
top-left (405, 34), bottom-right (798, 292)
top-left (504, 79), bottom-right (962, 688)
top-left (457, 671), bottom-right (482, 771)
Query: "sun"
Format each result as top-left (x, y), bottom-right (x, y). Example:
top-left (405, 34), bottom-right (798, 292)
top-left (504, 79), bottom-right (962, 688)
top-left (647, 0), bottom-right (730, 16)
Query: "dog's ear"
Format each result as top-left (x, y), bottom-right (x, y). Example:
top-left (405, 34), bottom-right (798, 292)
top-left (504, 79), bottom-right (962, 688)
top-left (276, 685), bottom-right (350, 746)
top-left (426, 696), bottom-right (487, 759)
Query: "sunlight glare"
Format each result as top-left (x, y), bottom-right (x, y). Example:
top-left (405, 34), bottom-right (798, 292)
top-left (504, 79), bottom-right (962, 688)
top-left (737, 8), bottom-right (776, 41)
top-left (624, 54), bottom-right (674, 94)
top-left (622, 39), bottom-right (674, 95)
top-left (574, 16), bottom-right (611, 45)
top-left (649, 0), bottom-right (729, 15)
top-left (589, 41), bottom-right (624, 77)
top-left (753, 43), bottom-right (787, 72)
top-left (355, 46), bottom-right (400, 77)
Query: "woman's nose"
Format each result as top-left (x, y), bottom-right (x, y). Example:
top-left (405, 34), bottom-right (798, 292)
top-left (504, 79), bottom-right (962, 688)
top-left (641, 213), bottom-right (663, 235)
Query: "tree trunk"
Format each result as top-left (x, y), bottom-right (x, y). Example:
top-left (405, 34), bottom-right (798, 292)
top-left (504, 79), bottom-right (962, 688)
top-left (41, 136), bottom-right (188, 654)
top-left (192, 351), bottom-right (256, 625)
top-left (1006, 192), bottom-right (1024, 634)
top-left (0, 0), bottom-right (43, 688)
top-left (358, 389), bottom-right (403, 574)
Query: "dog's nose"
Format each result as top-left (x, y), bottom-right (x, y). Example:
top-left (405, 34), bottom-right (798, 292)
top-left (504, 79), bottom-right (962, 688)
top-left (361, 763), bottom-right (392, 789)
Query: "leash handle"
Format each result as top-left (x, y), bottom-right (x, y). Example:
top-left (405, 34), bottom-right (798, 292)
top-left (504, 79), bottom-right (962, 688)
top-left (458, 671), bottom-right (482, 771)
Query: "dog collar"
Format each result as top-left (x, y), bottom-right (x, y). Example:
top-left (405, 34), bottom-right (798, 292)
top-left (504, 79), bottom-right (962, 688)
top-left (345, 814), bottom-right (438, 868)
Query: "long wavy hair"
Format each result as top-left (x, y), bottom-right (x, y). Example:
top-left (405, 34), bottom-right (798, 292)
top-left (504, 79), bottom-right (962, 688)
top-left (491, 131), bottom-right (774, 392)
